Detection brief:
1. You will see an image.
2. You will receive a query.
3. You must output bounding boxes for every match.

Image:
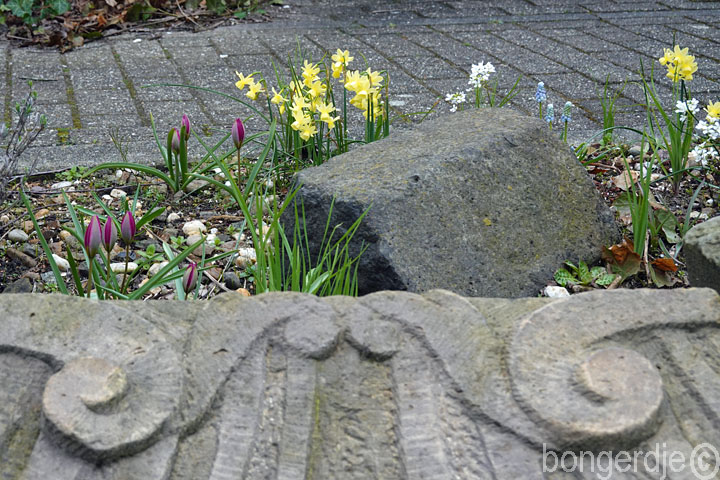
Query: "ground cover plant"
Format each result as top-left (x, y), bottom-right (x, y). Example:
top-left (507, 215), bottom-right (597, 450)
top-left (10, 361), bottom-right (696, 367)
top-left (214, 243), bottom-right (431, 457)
top-left (0, 0), bottom-right (280, 50)
top-left (0, 43), bottom-right (718, 298)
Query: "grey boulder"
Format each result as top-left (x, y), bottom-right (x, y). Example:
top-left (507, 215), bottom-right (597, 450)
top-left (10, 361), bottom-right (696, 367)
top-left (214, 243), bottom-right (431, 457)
top-left (685, 216), bottom-right (720, 293)
top-left (283, 108), bottom-right (619, 297)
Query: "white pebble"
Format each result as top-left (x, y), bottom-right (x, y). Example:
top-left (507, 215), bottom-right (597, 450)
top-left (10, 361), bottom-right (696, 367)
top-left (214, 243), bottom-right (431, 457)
top-left (52, 254), bottom-right (71, 272)
top-left (148, 261), bottom-right (169, 277)
top-left (544, 285), bottom-right (570, 298)
top-left (110, 262), bottom-right (139, 273)
top-left (110, 188), bottom-right (127, 199)
top-left (234, 247), bottom-right (257, 268)
top-left (167, 212), bottom-right (181, 223)
top-left (183, 220), bottom-right (207, 235)
top-left (8, 228), bottom-right (29, 243)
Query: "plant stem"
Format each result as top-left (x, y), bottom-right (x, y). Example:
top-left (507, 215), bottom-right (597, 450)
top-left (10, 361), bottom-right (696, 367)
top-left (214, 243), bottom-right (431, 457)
top-left (87, 260), bottom-right (94, 298)
top-left (121, 244), bottom-right (130, 293)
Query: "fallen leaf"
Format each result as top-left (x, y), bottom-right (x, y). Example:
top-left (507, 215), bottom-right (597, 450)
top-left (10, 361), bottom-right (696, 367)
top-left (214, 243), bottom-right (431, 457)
top-left (611, 169), bottom-right (639, 191)
top-left (651, 257), bottom-right (678, 272)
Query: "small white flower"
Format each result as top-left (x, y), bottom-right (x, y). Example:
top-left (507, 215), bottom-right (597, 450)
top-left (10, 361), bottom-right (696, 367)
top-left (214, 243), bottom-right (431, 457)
top-left (675, 98), bottom-right (699, 122)
top-left (445, 91), bottom-right (466, 112)
top-left (468, 61), bottom-right (496, 88)
top-left (691, 144), bottom-right (714, 167)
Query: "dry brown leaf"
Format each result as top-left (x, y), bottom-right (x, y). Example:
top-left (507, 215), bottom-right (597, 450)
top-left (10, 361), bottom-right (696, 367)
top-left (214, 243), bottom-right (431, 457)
top-left (611, 169), bottom-right (639, 191)
top-left (651, 258), bottom-right (678, 272)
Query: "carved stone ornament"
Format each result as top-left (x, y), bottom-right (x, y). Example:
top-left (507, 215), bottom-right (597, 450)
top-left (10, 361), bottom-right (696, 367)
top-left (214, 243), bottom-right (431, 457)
top-left (1, 288), bottom-right (719, 479)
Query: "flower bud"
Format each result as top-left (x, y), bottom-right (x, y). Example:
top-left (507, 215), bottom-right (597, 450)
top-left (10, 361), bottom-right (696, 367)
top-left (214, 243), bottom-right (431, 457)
top-left (84, 215), bottom-right (102, 258)
top-left (182, 262), bottom-right (198, 294)
top-left (102, 217), bottom-right (117, 252)
top-left (171, 128), bottom-right (180, 154)
top-left (121, 211), bottom-right (136, 244)
top-left (181, 114), bottom-right (191, 140)
top-left (232, 118), bottom-right (245, 150)
top-left (535, 82), bottom-right (546, 103)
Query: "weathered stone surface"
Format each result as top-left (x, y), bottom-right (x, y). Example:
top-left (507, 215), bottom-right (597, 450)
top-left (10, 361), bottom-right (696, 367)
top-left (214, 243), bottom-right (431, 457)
top-left (685, 216), bottom-right (720, 293)
top-left (283, 109), bottom-right (620, 297)
top-left (1, 288), bottom-right (719, 479)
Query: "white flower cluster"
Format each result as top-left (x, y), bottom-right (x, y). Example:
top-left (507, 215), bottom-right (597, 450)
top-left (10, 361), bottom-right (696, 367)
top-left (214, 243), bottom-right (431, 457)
top-left (674, 98), bottom-right (699, 122)
top-left (696, 119), bottom-right (720, 141)
top-left (445, 91), bottom-right (466, 112)
top-left (468, 62), bottom-right (496, 89)
top-left (693, 114), bottom-right (719, 168)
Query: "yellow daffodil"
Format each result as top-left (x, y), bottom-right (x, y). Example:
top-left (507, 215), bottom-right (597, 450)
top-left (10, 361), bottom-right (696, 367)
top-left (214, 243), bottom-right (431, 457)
top-left (316, 101), bottom-right (336, 122)
top-left (324, 115), bottom-right (340, 130)
top-left (246, 81), bottom-right (265, 100)
top-left (331, 49), bottom-right (353, 65)
top-left (332, 62), bottom-right (344, 79)
top-left (705, 100), bottom-right (720, 121)
top-left (660, 45), bottom-right (698, 82)
top-left (235, 72), bottom-right (255, 91)
top-left (302, 60), bottom-right (320, 86)
top-left (298, 122), bottom-right (317, 141)
top-left (307, 81), bottom-right (327, 99)
top-left (344, 70), bottom-right (361, 89)
top-left (270, 88), bottom-right (288, 114)
top-left (365, 68), bottom-right (384, 87)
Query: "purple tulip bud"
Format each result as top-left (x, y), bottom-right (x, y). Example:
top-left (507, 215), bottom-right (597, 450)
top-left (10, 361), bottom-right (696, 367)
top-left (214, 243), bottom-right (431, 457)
top-left (120, 211), bottom-right (136, 244)
top-left (171, 128), bottom-right (180, 154)
top-left (232, 118), bottom-right (245, 150)
top-left (84, 215), bottom-right (102, 258)
top-left (182, 262), bottom-right (198, 294)
top-left (102, 217), bottom-right (117, 252)
top-left (181, 114), bottom-right (191, 140)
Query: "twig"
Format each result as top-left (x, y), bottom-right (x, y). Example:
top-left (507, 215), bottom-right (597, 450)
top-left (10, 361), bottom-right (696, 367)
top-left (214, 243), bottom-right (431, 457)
top-left (176, 0), bottom-right (201, 28)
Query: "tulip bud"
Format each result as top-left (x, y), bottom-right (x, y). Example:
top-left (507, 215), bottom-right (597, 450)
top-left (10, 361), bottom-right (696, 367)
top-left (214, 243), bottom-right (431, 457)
top-left (181, 114), bottom-right (191, 140)
top-left (171, 128), bottom-right (180, 154)
top-left (120, 211), bottom-right (136, 244)
top-left (102, 217), bottom-right (117, 252)
top-left (232, 118), bottom-right (245, 150)
top-left (182, 262), bottom-right (198, 294)
top-left (84, 215), bottom-right (102, 258)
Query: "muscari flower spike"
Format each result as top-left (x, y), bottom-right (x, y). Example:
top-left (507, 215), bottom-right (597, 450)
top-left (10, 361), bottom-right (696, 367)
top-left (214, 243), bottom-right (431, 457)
top-left (535, 82), bottom-right (546, 103)
top-left (561, 101), bottom-right (573, 123)
top-left (544, 103), bottom-right (555, 124)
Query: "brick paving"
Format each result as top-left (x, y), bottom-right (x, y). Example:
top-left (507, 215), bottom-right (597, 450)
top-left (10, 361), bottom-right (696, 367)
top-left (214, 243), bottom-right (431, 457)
top-left (3, 0), bottom-right (720, 171)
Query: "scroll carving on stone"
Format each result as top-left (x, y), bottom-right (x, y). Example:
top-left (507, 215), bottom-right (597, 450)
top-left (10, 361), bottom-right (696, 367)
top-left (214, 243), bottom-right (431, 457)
top-left (0, 288), bottom-right (718, 479)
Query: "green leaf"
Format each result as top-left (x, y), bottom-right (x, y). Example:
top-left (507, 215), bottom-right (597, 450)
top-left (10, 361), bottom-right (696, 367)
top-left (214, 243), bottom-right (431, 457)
top-left (48, 0), bottom-right (69, 15)
top-left (234, 10), bottom-right (247, 18)
top-left (577, 261), bottom-right (592, 284)
top-left (590, 266), bottom-right (606, 279)
top-left (654, 209), bottom-right (680, 244)
top-left (595, 273), bottom-right (618, 287)
top-left (554, 268), bottom-right (576, 287)
top-left (20, 187), bottom-right (69, 295)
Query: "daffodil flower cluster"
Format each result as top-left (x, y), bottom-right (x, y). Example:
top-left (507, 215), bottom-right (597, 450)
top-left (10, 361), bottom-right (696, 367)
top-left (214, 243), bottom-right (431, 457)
top-left (234, 49), bottom-right (385, 146)
top-left (659, 45), bottom-right (698, 82)
top-left (343, 67), bottom-right (386, 121)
